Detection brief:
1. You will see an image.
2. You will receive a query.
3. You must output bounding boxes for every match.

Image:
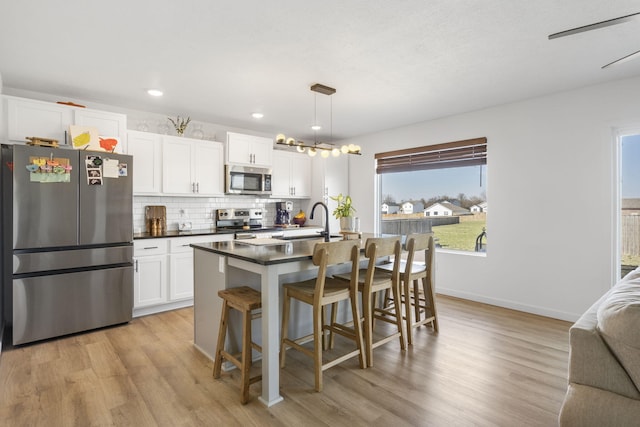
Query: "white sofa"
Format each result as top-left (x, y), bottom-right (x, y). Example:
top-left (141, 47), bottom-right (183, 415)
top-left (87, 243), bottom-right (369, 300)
top-left (559, 267), bottom-right (640, 426)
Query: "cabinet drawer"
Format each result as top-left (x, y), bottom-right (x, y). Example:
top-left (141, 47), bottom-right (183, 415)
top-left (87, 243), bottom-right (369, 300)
top-left (134, 239), bottom-right (168, 256)
top-left (169, 234), bottom-right (230, 253)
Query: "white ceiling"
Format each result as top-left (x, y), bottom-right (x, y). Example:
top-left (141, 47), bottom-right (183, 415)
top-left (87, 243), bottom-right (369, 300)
top-left (1, 1), bottom-right (640, 142)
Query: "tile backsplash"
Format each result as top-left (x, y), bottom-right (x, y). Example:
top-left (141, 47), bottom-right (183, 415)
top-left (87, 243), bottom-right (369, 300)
top-left (133, 195), bottom-right (309, 233)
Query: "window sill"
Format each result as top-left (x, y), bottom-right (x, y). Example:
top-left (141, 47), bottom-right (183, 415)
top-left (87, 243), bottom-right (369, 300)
top-left (436, 248), bottom-right (487, 257)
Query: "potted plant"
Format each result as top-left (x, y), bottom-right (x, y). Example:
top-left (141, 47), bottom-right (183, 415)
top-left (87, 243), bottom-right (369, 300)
top-left (330, 193), bottom-right (356, 231)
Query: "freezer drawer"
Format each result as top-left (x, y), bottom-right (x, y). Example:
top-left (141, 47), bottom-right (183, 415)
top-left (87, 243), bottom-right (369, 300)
top-left (13, 245), bottom-right (133, 274)
top-left (12, 266), bottom-right (133, 345)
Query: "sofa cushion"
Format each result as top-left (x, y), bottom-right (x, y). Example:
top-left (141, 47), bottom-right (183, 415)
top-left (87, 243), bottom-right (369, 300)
top-left (597, 267), bottom-right (640, 392)
top-left (559, 383), bottom-right (640, 427)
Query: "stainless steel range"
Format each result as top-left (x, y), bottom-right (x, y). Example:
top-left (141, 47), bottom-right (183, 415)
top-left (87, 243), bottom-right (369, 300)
top-left (215, 208), bottom-right (282, 239)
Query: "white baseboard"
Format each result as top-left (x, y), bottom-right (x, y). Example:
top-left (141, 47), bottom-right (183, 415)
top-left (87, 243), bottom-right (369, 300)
top-left (132, 299), bottom-right (193, 318)
top-left (437, 288), bottom-right (580, 322)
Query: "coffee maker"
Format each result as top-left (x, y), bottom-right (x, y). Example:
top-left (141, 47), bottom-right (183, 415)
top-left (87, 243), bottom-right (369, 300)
top-left (275, 201), bottom-right (293, 226)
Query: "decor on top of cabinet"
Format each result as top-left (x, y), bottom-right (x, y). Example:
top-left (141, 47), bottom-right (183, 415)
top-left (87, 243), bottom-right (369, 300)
top-left (190, 124), bottom-right (205, 139)
top-left (275, 83), bottom-right (361, 158)
top-left (168, 116), bottom-right (191, 136)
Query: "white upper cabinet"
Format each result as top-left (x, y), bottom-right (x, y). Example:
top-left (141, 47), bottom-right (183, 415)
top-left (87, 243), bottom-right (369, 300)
top-left (272, 150), bottom-right (311, 198)
top-left (162, 135), bottom-right (224, 196)
top-left (225, 132), bottom-right (273, 167)
top-left (74, 109), bottom-right (127, 153)
top-left (4, 96), bottom-right (73, 144)
top-left (3, 96), bottom-right (126, 152)
top-left (162, 136), bottom-right (194, 194)
top-left (127, 131), bottom-right (223, 197)
top-left (127, 131), bottom-right (162, 194)
top-left (193, 141), bottom-right (224, 195)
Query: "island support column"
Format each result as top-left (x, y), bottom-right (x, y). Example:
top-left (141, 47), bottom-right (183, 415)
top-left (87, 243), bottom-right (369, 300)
top-left (259, 265), bottom-right (284, 406)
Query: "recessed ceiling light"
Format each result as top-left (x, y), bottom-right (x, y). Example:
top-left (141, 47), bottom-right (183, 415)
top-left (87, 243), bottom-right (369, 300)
top-left (252, 112), bottom-right (264, 119)
top-left (147, 89), bottom-right (163, 97)
top-left (311, 125), bottom-right (321, 131)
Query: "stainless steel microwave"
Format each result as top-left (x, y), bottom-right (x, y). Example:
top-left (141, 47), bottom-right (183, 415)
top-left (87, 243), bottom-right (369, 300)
top-left (225, 164), bottom-right (272, 195)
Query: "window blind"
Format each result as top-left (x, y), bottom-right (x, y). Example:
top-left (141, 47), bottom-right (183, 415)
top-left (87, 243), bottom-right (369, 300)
top-left (375, 137), bottom-right (487, 174)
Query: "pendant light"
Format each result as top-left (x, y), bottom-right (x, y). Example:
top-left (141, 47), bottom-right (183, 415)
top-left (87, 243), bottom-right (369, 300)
top-left (276, 84), bottom-right (361, 157)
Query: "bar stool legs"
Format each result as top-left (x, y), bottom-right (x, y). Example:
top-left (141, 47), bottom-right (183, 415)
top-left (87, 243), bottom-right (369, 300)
top-left (213, 286), bottom-right (262, 404)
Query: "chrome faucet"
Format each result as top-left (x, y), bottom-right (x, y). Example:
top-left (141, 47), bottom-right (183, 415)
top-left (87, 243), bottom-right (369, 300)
top-left (310, 201), bottom-right (330, 242)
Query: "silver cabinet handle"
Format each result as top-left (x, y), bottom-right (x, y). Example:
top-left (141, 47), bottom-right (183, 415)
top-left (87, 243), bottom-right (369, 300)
top-left (135, 259), bottom-right (138, 272)
top-left (196, 182), bottom-right (200, 193)
top-left (143, 246), bottom-right (159, 250)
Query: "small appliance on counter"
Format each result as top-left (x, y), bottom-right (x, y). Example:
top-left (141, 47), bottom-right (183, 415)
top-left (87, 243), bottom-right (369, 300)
top-left (275, 201), bottom-right (293, 226)
top-left (145, 205), bottom-right (166, 236)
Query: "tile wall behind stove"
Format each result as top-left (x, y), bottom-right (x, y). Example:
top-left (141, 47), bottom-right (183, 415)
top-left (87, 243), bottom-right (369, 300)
top-left (133, 196), bottom-right (308, 233)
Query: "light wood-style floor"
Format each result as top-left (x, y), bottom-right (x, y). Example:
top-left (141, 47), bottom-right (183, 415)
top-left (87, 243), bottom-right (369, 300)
top-left (0, 295), bottom-right (571, 426)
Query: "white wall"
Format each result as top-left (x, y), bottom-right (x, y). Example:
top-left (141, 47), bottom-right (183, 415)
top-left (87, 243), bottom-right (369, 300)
top-left (344, 75), bottom-right (640, 322)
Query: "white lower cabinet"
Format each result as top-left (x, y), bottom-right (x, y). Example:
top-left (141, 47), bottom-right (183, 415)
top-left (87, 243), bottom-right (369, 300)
top-left (133, 234), bottom-right (232, 317)
top-left (133, 239), bottom-right (168, 310)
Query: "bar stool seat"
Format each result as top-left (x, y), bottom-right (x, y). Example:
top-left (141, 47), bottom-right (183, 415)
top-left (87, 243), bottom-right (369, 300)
top-left (213, 286), bottom-right (262, 404)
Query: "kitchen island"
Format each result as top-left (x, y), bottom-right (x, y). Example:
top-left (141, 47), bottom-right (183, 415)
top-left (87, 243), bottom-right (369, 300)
top-left (191, 235), bottom-right (370, 407)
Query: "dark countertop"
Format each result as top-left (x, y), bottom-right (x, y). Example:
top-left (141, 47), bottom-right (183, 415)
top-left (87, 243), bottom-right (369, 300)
top-left (133, 225), bottom-right (324, 240)
top-left (134, 228), bottom-right (235, 240)
top-left (191, 233), bottom-right (383, 266)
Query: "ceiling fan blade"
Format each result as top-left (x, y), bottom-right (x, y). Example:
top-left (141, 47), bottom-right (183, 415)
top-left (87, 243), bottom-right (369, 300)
top-left (602, 48), bottom-right (640, 69)
top-left (548, 12), bottom-right (640, 39)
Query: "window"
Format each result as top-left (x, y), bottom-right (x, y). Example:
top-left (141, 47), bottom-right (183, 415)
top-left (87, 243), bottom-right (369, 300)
top-left (376, 138), bottom-right (487, 253)
top-left (621, 133), bottom-right (640, 277)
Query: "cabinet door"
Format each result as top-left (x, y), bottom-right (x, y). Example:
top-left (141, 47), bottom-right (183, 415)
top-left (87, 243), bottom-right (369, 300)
top-left (226, 132), bottom-right (253, 165)
top-left (325, 155), bottom-right (349, 232)
top-left (226, 132), bottom-right (273, 167)
top-left (170, 251), bottom-right (195, 300)
top-left (290, 154), bottom-right (311, 197)
top-left (194, 141), bottom-right (224, 195)
top-left (74, 109), bottom-right (127, 153)
top-left (271, 150), bottom-right (292, 196)
top-left (162, 136), bottom-right (194, 194)
top-left (311, 155), bottom-right (348, 233)
top-left (134, 255), bottom-right (167, 308)
top-left (127, 131), bottom-right (162, 194)
top-left (6, 97), bottom-right (73, 144)
top-left (251, 135), bottom-right (274, 167)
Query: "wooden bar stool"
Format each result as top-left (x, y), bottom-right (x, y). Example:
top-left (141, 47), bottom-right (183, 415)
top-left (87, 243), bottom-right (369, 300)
top-left (213, 286), bottom-right (262, 404)
top-left (378, 233), bottom-right (438, 345)
top-left (280, 240), bottom-right (366, 392)
top-left (333, 236), bottom-right (406, 367)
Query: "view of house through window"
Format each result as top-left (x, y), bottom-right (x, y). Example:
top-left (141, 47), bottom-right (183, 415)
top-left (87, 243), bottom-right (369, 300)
top-left (376, 139), bottom-right (487, 253)
top-left (621, 133), bottom-right (640, 277)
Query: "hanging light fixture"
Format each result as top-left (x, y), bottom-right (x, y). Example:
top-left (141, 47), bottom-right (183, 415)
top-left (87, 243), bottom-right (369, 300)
top-left (276, 83), bottom-right (361, 157)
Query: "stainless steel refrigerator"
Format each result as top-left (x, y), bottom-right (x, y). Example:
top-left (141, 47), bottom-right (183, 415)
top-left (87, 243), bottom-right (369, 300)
top-left (1, 144), bottom-right (133, 345)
